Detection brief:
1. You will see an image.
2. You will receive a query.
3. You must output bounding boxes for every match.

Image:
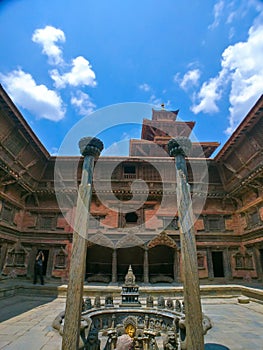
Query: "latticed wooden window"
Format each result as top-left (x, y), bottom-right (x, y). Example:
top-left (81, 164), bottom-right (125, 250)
top-left (14, 250), bottom-right (26, 266)
top-left (6, 250), bottom-right (15, 266)
top-left (141, 165), bottom-right (161, 181)
top-left (247, 210), bottom-right (260, 227)
top-left (1, 205), bottom-right (13, 223)
top-left (3, 132), bottom-right (26, 155)
top-left (204, 216), bottom-right (225, 231)
top-left (197, 254), bottom-right (205, 269)
top-left (39, 216), bottom-right (54, 230)
top-left (235, 253), bottom-right (243, 269)
top-left (55, 249), bottom-right (67, 269)
top-left (244, 253), bottom-right (253, 269)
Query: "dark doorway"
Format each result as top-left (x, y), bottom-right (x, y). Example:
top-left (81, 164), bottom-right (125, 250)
top-left (117, 247), bottom-right (144, 282)
top-left (37, 249), bottom-right (49, 276)
top-left (149, 245), bottom-right (174, 282)
top-left (86, 245), bottom-right (112, 282)
top-left (212, 251), bottom-right (224, 277)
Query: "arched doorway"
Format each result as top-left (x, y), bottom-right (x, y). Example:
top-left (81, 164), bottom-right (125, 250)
top-left (149, 245), bottom-right (174, 283)
top-left (117, 246), bottom-right (144, 282)
top-left (86, 245), bottom-right (112, 283)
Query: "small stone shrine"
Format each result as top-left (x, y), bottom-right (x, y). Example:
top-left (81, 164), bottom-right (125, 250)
top-left (121, 265), bottom-right (141, 307)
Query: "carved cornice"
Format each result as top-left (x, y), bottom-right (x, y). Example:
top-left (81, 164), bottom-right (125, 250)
top-left (147, 231), bottom-right (177, 248)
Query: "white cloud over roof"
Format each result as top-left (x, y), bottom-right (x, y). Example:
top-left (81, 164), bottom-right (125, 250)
top-left (0, 69), bottom-right (65, 121)
top-left (71, 90), bottom-right (96, 116)
top-left (32, 25), bottom-right (65, 65)
top-left (50, 56), bottom-right (97, 88)
top-left (192, 22), bottom-right (263, 134)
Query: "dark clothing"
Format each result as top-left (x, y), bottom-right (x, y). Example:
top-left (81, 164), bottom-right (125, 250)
top-left (33, 255), bottom-right (44, 285)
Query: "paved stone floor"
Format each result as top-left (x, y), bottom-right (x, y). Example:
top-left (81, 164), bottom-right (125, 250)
top-left (0, 295), bottom-right (263, 349)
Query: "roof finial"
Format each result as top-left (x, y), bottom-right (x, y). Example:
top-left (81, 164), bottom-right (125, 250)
top-left (161, 103), bottom-right (165, 110)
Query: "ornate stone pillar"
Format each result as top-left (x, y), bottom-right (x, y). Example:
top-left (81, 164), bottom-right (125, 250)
top-left (143, 247), bottom-right (149, 284)
top-left (111, 249), bottom-right (117, 283)
top-left (206, 247), bottom-right (214, 280)
top-left (62, 137), bottom-right (103, 350)
top-left (168, 137), bottom-right (204, 350)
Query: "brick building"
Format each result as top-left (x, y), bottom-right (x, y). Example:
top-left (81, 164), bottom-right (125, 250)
top-left (0, 84), bottom-right (263, 284)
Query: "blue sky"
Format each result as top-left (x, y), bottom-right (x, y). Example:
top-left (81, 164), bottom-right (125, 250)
top-left (0, 0), bottom-right (262, 156)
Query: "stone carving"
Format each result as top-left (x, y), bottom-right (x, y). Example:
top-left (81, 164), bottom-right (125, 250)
top-left (84, 297), bottom-right (92, 310)
top-left (166, 298), bottom-right (174, 310)
top-left (83, 327), bottom-right (100, 349)
top-left (146, 295), bottom-right (154, 308)
top-left (157, 296), bottom-right (165, 309)
top-left (53, 267), bottom-right (212, 349)
top-left (175, 299), bottom-right (181, 312)
top-left (105, 295), bottom-right (114, 307)
top-left (163, 330), bottom-right (178, 349)
top-left (94, 296), bottom-right (101, 308)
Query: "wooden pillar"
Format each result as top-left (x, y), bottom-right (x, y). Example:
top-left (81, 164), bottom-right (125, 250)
top-left (46, 247), bottom-right (54, 278)
top-left (253, 246), bottom-right (263, 281)
top-left (143, 247), bottom-right (149, 284)
top-left (206, 247), bottom-right (214, 280)
top-left (62, 137), bottom-right (103, 350)
top-left (173, 248), bottom-right (179, 282)
top-left (168, 137), bottom-right (204, 350)
top-left (111, 249), bottom-right (117, 283)
top-left (0, 243), bottom-right (8, 273)
top-left (223, 248), bottom-right (232, 280)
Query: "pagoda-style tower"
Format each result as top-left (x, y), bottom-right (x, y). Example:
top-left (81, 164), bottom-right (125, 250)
top-left (130, 108), bottom-right (219, 157)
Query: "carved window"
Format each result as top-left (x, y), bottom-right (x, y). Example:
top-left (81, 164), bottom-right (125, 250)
top-left (235, 253), bottom-right (243, 269)
top-left (6, 246), bottom-right (26, 267)
top-left (1, 204), bottom-right (14, 224)
top-left (204, 216), bottom-right (225, 232)
top-left (38, 216), bottom-right (55, 230)
top-left (3, 132), bottom-right (26, 156)
top-left (234, 252), bottom-right (254, 270)
top-left (14, 249), bottom-right (26, 266)
top-left (163, 217), bottom-right (178, 230)
top-left (247, 210), bottom-right (260, 228)
top-left (244, 253), bottom-right (253, 269)
top-left (123, 164), bottom-right (136, 179)
top-left (55, 248), bottom-right (67, 269)
top-left (6, 250), bottom-right (15, 266)
top-left (197, 254), bottom-right (205, 269)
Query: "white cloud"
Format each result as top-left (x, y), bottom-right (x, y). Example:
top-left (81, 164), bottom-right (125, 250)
top-left (32, 25), bottom-right (65, 65)
top-left (71, 90), bottom-right (96, 116)
top-left (180, 69), bottom-right (201, 91)
top-left (192, 23), bottom-right (263, 134)
top-left (0, 69), bottom-right (65, 121)
top-left (50, 56), bottom-right (97, 88)
top-left (209, 0), bottom-right (225, 30)
top-left (139, 83), bottom-right (151, 92)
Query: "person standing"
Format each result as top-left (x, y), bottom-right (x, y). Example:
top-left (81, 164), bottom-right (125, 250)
top-left (33, 250), bottom-right (44, 285)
